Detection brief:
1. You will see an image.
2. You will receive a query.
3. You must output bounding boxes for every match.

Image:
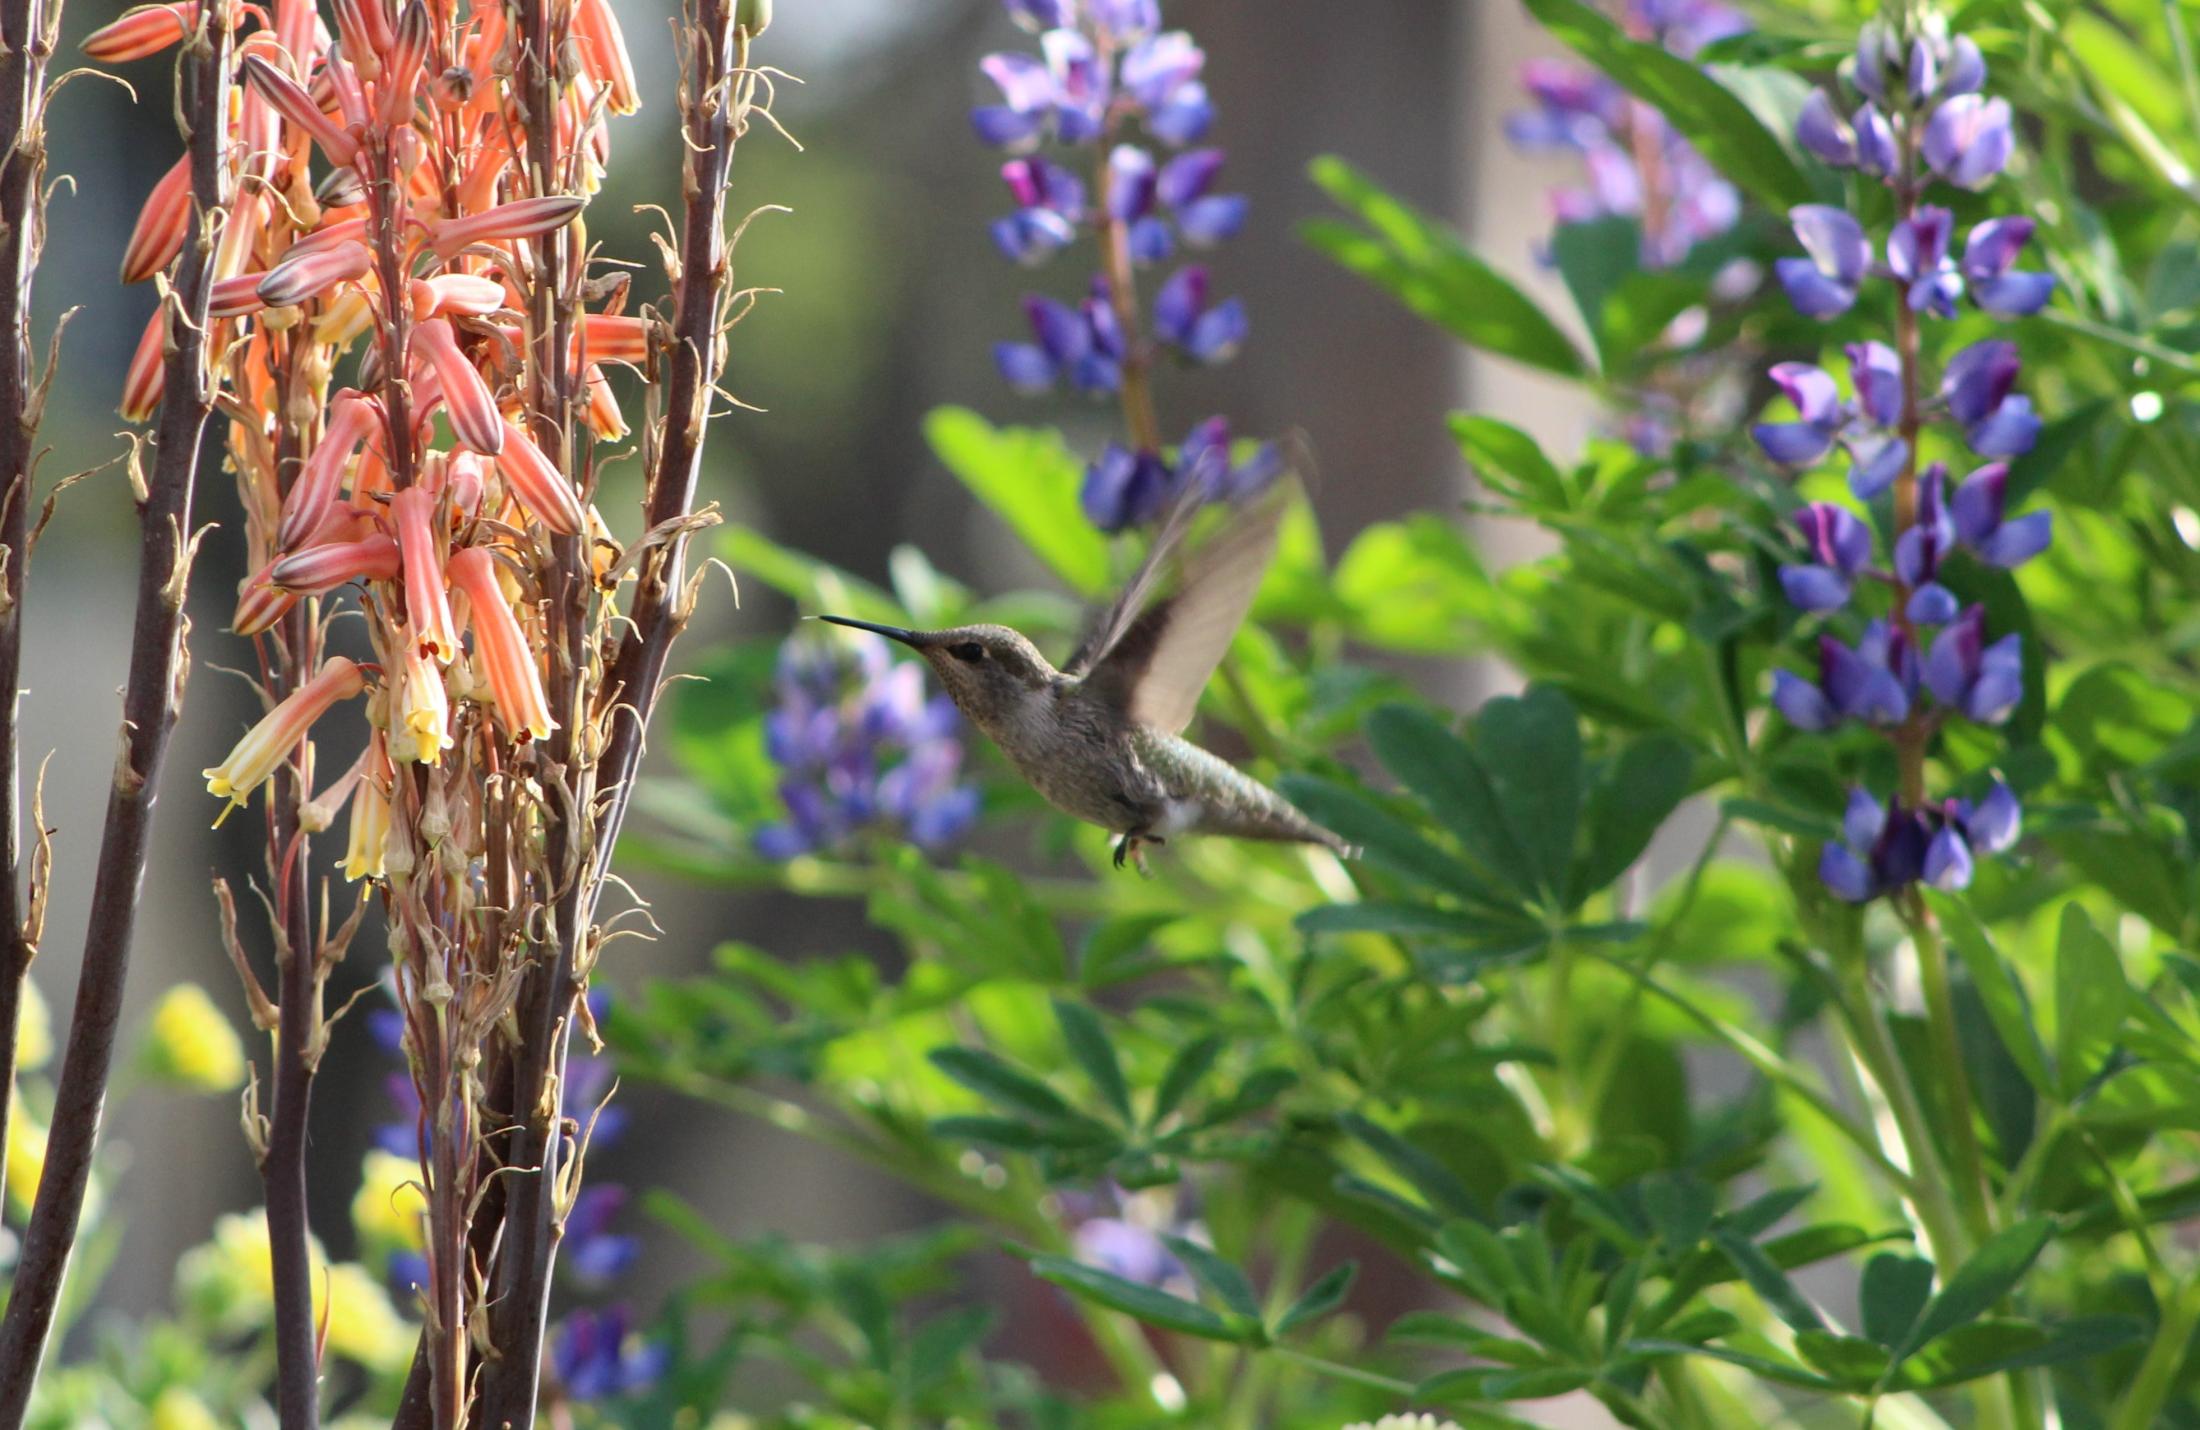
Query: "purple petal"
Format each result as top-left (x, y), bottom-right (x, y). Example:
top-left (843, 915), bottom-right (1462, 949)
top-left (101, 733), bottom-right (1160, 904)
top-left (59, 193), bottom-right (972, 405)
top-left (1770, 361), bottom-right (1841, 424)
top-left (1780, 563), bottom-right (1853, 611)
top-left (1797, 501), bottom-right (1873, 571)
top-left (1978, 510), bottom-right (2052, 567)
top-left (1967, 395), bottom-right (2040, 457)
top-left (1950, 461), bottom-right (2009, 545)
top-left (1148, 83), bottom-right (1213, 145)
top-left (1906, 38), bottom-right (1938, 105)
top-left (1970, 271), bottom-right (2055, 318)
top-left (1969, 782), bottom-right (2021, 852)
top-left (1853, 24), bottom-right (1895, 104)
top-left (1791, 204), bottom-right (1870, 284)
top-left (1082, 444), bottom-right (1170, 532)
top-left (1151, 265), bottom-right (1206, 345)
top-left (970, 105), bottom-right (1045, 150)
top-left (1961, 216), bottom-right (2035, 280)
top-left (1755, 420), bottom-right (1838, 467)
top-left (1844, 786), bottom-right (1887, 851)
top-left (1176, 193), bottom-right (1249, 246)
top-left (1119, 30), bottom-right (1203, 106)
top-left (1847, 434), bottom-right (1909, 499)
top-left (990, 209), bottom-right (1076, 265)
top-left (1820, 842), bottom-right (1876, 902)
top-left (981, 51), bottom-right (1057, 111)
top-left (1846, 340), bottom-right (1903, 428)
top-left (1796, 90), bottom-right (1855, 166)
top-left (1942, 339), bottom-right (2021, 427)
top-left (1825, 636), bottom-right (1909, 724)
top-left (1941, 36), bottom-right (1986, 96)
top-left (993, 341), bottom-right (1054, 394)
top-left (1906, 582), bottom-right (1960, 625)
top-left (1128, 215), bottom-right (1175, 265)
top-left (1772, 669), bottom-right (1836, 730)
top-left (1775, 258), bottom-right (1857, 319)
top-left (1924, 606), bottom-right (1985, 706)
top-left (1183, 297), bottom-right (1248, 363)
top-left (1888, 206), bottom-right (1952, 281)
top-left (1024, 294), bottom-right (1089, 364)
top-left (1923, 827), bottom-right (1975, 889)
top-left (1105, 144), bottom-right (1157, 222)
top-left (1924, 95), bottom-right (2014, 188)
top-left (1854, 103), bottom-right (1897, 176)
top-left (1156, 147), bottom-right (1226, 207)
top-left (1966, 634), bottom-right (2025, 724)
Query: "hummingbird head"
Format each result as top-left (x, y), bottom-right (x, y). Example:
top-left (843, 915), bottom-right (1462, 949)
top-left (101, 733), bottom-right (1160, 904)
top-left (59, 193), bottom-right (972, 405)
top-left (818, 617), bottom-right (1058, 727)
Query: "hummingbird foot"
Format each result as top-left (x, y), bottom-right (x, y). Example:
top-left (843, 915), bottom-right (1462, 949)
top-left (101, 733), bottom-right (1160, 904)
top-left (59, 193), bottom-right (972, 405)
top-left (1112, 831), bottom-right (1164, 876)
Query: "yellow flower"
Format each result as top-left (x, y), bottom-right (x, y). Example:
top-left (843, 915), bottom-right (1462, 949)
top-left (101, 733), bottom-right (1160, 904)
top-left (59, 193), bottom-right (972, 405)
top-left (150, 1386), bottom-right (223, 1430)
top-left (343, 767), bottom-right (390, 881)
top-left (7, 1097), bottom-right (44, 1214)
top-left (320, 1262), bottom-right (412, 1371)
top-left (16, 978), bottom-right (49, 1071)
top-left (351, 1150), bottom-right (426, 1251)
top-left (143, 984), bottom-right (248, 1092)
top-left (203, 656), bottom-right (365, 821)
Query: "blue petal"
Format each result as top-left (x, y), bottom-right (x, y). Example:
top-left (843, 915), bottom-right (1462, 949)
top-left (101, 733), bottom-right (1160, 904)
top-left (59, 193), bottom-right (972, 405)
top-left (1968, 782), bottom-right (2022, 853)
top-left (1978, 510), bottom-right (2052, 567)
top-left (1183, 297), bottom-right (1248, 363)
top-left (1753, 420), bottom-right (1838, 467)
top-left (1847, 435), bottom-right (1910, 500)
top-left (1779, 563), bottom-right (1852, 611)
top-left (1970, 271), bottom-right (2055, 318)
top-left (1774, 257), bottom-right (1857, 319)
top-left (1967, 395), bottom-right (2041, 457)
top-left (1819, 842), bottom-right (1877, 903)
top-left (1923, 827), bottom-right (1975, 889)
top-left (1771, 669), bottom-right (1836, 730)
top-left (1906, 582), bottom-right (1960, 625)
top-left (970, 105), bottom-right (1044, 150)
top-left (1176, 193), bottom-right (1248, 246)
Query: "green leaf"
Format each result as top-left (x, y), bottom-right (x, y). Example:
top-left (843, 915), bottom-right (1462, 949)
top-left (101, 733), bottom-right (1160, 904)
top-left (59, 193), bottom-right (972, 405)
top-left (1162, 1235), bottom-right (1261, 1322)
top-left (1640, 1172), bottom-right (1714, 1250)
top-left (1150, 1034), bottom-right (1223, 1130)
top-left (1364, 705), bottom-right (1536, 897)
top-left (1294, 902), bottom-right (1508, 937)
top-left (1861, 1253), bottom-right (1935, 1351)
top-left (1893, 1217), bottom-right (2057, 1363)
top-left (1710, 1226), bottom-right (1824, 1334)
top-left (1278, 773), bottom-right (1513, 907)
top-left (2005, 398), bottom-right (2107, 504)
top-left (1905, 1314), bottom-right (2144, 1388)
top-left (1548, 217), bottom-right (1702, 374)
top-left (923, 406), bottom-right (1110, 595)
top-left (1451, 414), bottom-right (1569, 509)
top-left (1027, 1254), bottom-right (1246, 1342)
top-left (1522, 0), bottom-right (1810, 211)
top-left (929, 1046), bottom-right (1076, 1123)
top-left (1931, 894), bottom-right (2052, 1097)
top-left (1476, 688), bottom-right (1586, 904)
top-left (928, 1115), bottom-right (1060, 1153)
top-left (1275, 1262), bottom-right (1358, 1336)
top-left (2054, 903), bottom-right (2129, 1100)
top-left (1571, 735), bottom-right (1693, 907)
top-left (1052, 1000), bottom-right (1132, 1123)
top-left (1078, 913), bottom-right (1181, 989)
top-left (1305, 156), bottom-right (1587, 377)
top-left (1792, 1330), bottom-right (1889, 1389)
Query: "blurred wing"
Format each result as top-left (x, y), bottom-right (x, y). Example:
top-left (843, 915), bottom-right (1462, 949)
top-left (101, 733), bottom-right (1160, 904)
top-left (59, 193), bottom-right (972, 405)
top-left (1061, 479), bottom-right (1207, 680)
top-left (1081, 482), bottom-right (1289, 735)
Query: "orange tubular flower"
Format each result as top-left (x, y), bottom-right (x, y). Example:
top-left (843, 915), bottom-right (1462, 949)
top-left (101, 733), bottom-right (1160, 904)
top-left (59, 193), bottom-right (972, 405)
top-left (257, 238), bottom-right (372, 308)
top-left (411, 274), bottom-right (508, 320)
top-left (447, 546), bottom-right (554, 742)
top-left (493, 416), bottom-right (584, 534)
top-left (427, 195), bottom-right (585, 261)
top-left (121, 308), bottom-right (165, 422)
top-left (414, 318), bottom-right (504, 455)
top-left (278, 392), bottom-right (380, 552)
top-left (82, 2), bottom-right (201, 62)
top-left (203, 656), bottom-right (367, 821)
top-left (391, 485), bottom-right (460, 663)
top-left (582, 365), bottom-right (626, 441)
top-left (239, 53), bottom-right (359, 166)
top-left (573, 0), bottom-right (639, 115)
top-left (121, 153), bottom-right (191, 284)
top-left (269, 532), bottom-right (402, 593)
top-left (580, 313), bottom-right (649, 366)
top-left (376, 1), bottom-right (432, 128)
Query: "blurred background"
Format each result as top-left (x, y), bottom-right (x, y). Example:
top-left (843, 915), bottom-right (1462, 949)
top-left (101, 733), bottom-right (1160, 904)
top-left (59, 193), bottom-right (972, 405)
top-left (19, 0), bottom-right (1593, 1385)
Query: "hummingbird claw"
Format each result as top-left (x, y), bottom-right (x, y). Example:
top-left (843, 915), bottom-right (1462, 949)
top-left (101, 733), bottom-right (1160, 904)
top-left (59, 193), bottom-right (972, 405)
top-left (1113, 831), bottom-right (1162, 876)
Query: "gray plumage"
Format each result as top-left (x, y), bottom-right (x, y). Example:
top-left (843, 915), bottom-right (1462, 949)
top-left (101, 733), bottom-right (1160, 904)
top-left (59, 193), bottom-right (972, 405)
top-left (820, 483), bottom-right (1351, 870)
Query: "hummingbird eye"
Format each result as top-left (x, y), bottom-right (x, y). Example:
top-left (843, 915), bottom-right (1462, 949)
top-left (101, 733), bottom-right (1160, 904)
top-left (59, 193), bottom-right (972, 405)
top-left (949, 642), bottom-right (986, 663)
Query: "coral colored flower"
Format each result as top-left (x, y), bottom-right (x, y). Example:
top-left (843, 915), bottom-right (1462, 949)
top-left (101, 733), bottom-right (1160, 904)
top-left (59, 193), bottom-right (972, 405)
top-left (239, 53), bottom-right (359, 166)
top-left (278, 392), bottom-right (380, 552)
top-left (427, 195), bottom-right (587, 261)
top-left (82, 2), bottom-right (200, 63)
top-left (256, 239), bottom-right (373, 309)
top-left (203, 657), bottom-right (367, 821)
top-left (580, 313), bottom-right (650, 365)
top-left (413, 318), bottom-right (505, 455)
top-left (391, 486), bottom-right (460, 663)
top-left (448, 547), bottom-right (556, 742)
top-left (574, 0), bottom-right (639, 115)
top-left (269, 533), bottom-right (402, 594)
top-left (121, 153), bottom-right (190, 284)
top-left (121, 307), bottom-right (165, 423)
top-left (410, 274), bottom-right (507, 320)
top-left (495, 416), bottom-right (585, 534)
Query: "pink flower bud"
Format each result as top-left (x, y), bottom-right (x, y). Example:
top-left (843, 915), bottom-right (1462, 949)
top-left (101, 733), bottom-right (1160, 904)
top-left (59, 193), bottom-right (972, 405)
top-left (574, 0), bottom-right (639, 115)
top-left (83, 3), bottom-right (200, 62)
top-left (413, 317), bottom-right (504, 455)
top-left (377, 1), bottom-right (431, 128)
top-left (121, 308), bottom-right (164, 423)
top-left (269, 532), bottom-right (401, 593)
top-left (278, 392), bottom-right (380, 552)
top-left (256, 238), bottom-right (372, 308)
top-left (410, 273), bottom-right (507, 319)
top-left (332, 0), bottom-right (395, 74)
top-left (121, 153), bottom-right (190, 284)
top-left (582, 364), bottom-right (626, 441)
top-left (448, 546), bottom-right (555, 742)
top-left (427, 195), bottom-right (585, 262)
top-left (240, 53), bottom-right (360, 166)
top-left (210, 274), bottom-right (270, 320)
top-left (495, 417), bottom-right (584, 534)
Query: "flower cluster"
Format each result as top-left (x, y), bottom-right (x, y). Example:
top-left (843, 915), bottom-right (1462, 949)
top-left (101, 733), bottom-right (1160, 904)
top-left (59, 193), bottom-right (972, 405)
top-left (1505, 0), bottom-right (1747, 268)
top-left (756, 631), bottom-right (981, 858)
top-left (1753, 21), bottom-right (2052, 903)
top-left (973, 0), bottom-right (1278, 532)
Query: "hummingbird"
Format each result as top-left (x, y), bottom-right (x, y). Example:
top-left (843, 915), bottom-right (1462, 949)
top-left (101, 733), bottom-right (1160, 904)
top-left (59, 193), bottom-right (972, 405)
top-left (821, 483), bottom-right (1352, 872)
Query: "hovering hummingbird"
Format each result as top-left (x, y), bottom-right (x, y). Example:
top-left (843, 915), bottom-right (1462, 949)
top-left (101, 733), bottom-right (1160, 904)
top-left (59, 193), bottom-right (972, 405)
top-left (821, 483), bottom-right (1352, 872)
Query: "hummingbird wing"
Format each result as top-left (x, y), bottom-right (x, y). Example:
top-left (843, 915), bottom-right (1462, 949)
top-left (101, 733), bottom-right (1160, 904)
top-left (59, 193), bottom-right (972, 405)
top-left (1076, 483), bottom-right (1288, 735)
top-left (1061, 480), bottom-right (1206, 683)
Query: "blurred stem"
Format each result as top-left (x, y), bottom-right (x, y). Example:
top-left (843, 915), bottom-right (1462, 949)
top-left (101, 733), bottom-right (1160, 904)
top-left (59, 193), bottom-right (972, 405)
top-left (1827, 957), bottom-right (1967, 1267)
top-left (1265, 1347), bottom-right (1414, 1398)
top-left (2112, 1269), bottom-right (2200, 1430)
top-left (1899, 898), bottom-right (1993, 1246)
top-left (1091, 59), bottom-right (1162, 456)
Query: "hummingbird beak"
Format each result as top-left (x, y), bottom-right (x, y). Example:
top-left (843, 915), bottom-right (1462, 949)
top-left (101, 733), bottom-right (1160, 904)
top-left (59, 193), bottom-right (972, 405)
top-left (818, 614), bottom-right (924, 648)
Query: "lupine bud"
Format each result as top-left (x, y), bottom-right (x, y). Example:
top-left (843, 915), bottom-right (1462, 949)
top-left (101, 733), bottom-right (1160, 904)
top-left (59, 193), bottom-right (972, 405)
top-left (83, 3), bottom-right (201, 62)
top-left (121, 154), bottom-right (191, 284)
top-left (448, 547), bottom-right (556, 742)
top-left (495, 417), bottom-right (585, 534)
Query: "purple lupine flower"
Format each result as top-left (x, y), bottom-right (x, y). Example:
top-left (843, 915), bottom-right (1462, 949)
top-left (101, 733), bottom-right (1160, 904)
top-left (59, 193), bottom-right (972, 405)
top-left (1754, 362), bottom-right (1844, 466)
top-left (564, 1185), bottom-right (642, 1288)
top-left (1177, 415), bottom-right (1283, 502)
top-left (1921, 781), bottom-right (2023, 890)
top-left (551, 1305), bottom-right (671, 1402)
top-left (1082, 442), bottom-right (1174, 532)
top-left (1777, 205), bottom-right (1870, 318)
top-left (1820, 788), bottom-right (1931, 903)
top-left (1893, 463), bottom-right (1960, 624)
top-left (1780, 503), bottom-right (1874, 611)
top-left (1152, 264), bottom-right (1247, 364)
top-left (756, 633), bottom-right (981, 858)
top-left (1888, 206), bottom-right (1961, 317)
top-left (1004, 0), bottom-right (1074, 32)
top-left (1923, 94), bottom-right (2014, 188)
top-left (1961, 217), bottom-right (2055, 318)
top-left (1942, 339), bottom-right (2040, 456)
top-left (973, 51), bottom-right (1059, 150)
top-left (1506, 5), bottom-right (1747, 269)
top-left (1924, 604), bottom-right (2024, 724)
top-left (991, 157), bottom-right (1086, 264)
top-left (1772, 623), bottom-right (1916, 730)
top-left (994, 292), bottom-right (1125, 395)
top-left (1950, 460), bottom-right (2053, 566)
